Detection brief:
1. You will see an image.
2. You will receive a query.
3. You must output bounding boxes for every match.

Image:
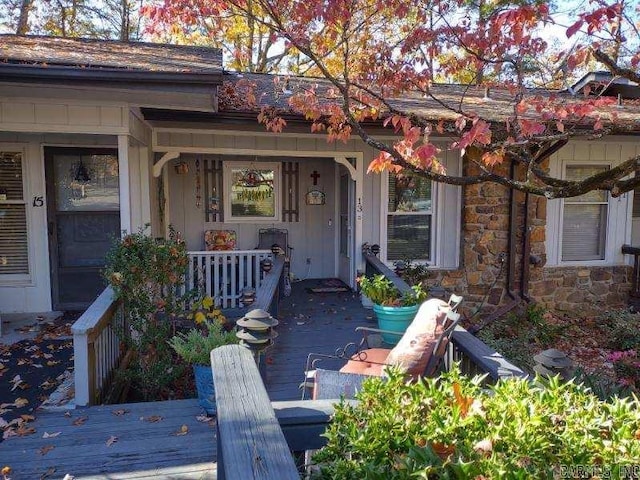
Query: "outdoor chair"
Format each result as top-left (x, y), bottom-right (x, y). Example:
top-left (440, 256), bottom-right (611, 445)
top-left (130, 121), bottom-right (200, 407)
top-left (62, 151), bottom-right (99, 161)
top-left (257, 227), bottom-right (292, 258)
top-left (301, 294), bottom-right (463, 400)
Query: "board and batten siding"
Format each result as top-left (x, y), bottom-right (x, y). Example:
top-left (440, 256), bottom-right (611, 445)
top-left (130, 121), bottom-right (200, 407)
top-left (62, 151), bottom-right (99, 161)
top-left (545, 138), bottom-right (639, 267)
top-left (0, 97), bottom-right (127, 135)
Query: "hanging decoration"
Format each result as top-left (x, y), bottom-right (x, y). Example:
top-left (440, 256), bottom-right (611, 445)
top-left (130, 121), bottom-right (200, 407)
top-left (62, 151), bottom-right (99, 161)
top-left (305, 169), bottom-right (325, 205)
top-left (195, 158), bottom-right (202, 208)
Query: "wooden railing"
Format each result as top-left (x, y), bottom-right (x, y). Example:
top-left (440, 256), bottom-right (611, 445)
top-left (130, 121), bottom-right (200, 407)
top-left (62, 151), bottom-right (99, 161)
top-left (363, 253), bottom-right (527, 382)
top-left (186, 250), bottom-right (274, 308)
top-left (212, 345), bottom-right (339, 479)
top-left (72, 287), bottom-right (125, 406)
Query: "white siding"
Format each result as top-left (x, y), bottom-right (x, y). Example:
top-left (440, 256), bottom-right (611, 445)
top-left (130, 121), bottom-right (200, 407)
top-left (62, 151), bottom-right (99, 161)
top-left (0, 133), bottom-right (117, 313)
top-left (546, 138), bottom-right (640, 267)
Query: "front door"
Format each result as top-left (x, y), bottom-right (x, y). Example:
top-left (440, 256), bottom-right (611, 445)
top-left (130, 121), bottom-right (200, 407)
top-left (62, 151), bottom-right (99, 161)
top-left (337, 167), bottom-right (355, 288)
top-left (45, 148), bottom-right (120, 310)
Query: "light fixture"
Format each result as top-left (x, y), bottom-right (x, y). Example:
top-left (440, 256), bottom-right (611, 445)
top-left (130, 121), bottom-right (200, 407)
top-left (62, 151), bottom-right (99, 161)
top-left (74, 158), bottom-right (91, 183)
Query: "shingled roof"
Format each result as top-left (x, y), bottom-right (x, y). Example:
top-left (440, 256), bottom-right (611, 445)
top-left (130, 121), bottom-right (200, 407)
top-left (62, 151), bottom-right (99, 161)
top-left (217, 72), bottom-right (640, 131)
top-left (0, 34), bottom-right (222, 73)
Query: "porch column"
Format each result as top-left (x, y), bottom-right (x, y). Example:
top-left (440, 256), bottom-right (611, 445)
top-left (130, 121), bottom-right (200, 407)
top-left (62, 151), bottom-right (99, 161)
top-left (353, 154), bottom-right (364, 274)
top-left (117, 135), bottom-right (131, 235)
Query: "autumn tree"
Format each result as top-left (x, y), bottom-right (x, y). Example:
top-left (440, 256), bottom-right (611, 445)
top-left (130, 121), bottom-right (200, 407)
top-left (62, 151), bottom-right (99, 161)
top-left (142, 0), bottom-right (293, 73)
top-left (153, 0), bottom-right (639, 198)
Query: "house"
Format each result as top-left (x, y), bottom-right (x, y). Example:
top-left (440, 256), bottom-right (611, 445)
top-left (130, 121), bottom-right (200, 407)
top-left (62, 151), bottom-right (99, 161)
top-left (1, 34), bottom-right (639, 316)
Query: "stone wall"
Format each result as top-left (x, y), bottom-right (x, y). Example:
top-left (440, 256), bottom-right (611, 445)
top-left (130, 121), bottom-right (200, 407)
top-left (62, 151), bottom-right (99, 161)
top-left (423, 159), bottom-right (631, 320)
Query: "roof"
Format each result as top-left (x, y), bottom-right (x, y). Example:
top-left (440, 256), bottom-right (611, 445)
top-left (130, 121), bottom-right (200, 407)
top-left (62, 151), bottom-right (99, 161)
top-left (0, 35), bottom-right (223, 73)
top-left (213, 72), bottom-right (640, 132)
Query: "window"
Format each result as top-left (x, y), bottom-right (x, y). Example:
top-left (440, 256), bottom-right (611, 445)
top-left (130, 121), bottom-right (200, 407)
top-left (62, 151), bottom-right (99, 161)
top-left (385, 172), bottom-right (433, 262)
top-left (561, 165), bottom-right (609, 261)
top-left (0, 150), bottom-right (29, 276)
top-left (223, 162), bottom-right (280, 222)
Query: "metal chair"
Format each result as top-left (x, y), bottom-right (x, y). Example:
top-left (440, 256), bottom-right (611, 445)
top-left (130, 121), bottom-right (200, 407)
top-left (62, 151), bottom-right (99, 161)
top-left (301, 294), bottom-right (463, 400)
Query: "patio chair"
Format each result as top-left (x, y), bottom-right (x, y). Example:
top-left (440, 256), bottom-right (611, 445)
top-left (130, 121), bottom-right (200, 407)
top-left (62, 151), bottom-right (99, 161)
top-left (257, 227), bottom-right (292, 258)
top-left (302, 294), bottom-right (463, 400)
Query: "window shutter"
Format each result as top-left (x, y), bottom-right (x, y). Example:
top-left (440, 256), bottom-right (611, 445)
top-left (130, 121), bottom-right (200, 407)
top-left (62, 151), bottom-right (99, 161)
top-left (633, 187), bottom-right (640, 218)
top-left (561, 204), bottom-right (607, 261)
top-left (0, 152), bottom-right (29, 275)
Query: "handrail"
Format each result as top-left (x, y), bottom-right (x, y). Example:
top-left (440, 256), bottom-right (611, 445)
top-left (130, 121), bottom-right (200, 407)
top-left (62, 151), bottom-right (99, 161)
top-left (211, 345), bottom-right (300, 479)
top-left (72, 286), bottom-right (125, 406)
top-left (363, 253), bottom-right (526, 382)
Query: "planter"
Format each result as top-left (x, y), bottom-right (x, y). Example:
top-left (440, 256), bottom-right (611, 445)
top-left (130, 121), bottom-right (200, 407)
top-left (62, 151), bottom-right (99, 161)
top-left (193, 364), bottom-right (216, 415)
top-left (372, 304), bottom-right (419, 345)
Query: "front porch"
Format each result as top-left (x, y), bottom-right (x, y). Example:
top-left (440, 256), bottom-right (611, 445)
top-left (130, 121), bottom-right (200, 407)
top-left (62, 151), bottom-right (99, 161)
top-left (0, 278), bottom-right (523, 479)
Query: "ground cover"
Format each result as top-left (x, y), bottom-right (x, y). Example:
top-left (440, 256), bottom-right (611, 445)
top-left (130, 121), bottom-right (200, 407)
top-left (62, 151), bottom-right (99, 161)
top-left (477, 304), bottom-right (640, 398)
top-left (0, 314), bottom-right (78, 441)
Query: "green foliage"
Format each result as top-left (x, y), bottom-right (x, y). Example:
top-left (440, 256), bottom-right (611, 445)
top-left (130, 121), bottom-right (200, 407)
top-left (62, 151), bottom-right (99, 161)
top-left (104, 227), bottom-right (189, 401)
top-left (169, 318), bottom-right (238, 365)
top-left (601, 310), bottom-right (640, 351)
top-left (312, 366), bottom-right (640, 479)
top-left (477, 303), bottom-right (562, 372)
top-left (358, 274), bottom-right (427, 307)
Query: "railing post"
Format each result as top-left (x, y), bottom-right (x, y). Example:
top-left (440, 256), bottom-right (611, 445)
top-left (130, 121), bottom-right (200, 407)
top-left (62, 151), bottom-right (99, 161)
top-left (73, 331), bottom-right (91, 407)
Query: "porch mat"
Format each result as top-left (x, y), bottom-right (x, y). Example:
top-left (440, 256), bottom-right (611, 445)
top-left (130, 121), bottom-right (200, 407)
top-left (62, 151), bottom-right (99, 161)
top-left (306, 279), bottom-right (351, 293)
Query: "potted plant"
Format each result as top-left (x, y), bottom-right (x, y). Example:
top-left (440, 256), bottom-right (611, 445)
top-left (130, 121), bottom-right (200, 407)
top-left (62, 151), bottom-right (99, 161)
top-left (169, 307), bottom-right (238, 415)
top-left (358, 274), bottom-right (427, 344)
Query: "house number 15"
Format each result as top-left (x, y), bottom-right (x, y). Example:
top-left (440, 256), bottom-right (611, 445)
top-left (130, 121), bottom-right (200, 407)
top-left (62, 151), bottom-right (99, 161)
top-left (32, 196), bottom-right (44, 207)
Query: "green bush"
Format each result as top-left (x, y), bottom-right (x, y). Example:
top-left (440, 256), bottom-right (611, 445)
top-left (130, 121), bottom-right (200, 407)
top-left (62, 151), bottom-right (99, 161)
top-left (601, 310), bottom-right (640, 351)
top-left (311, 366), bottom-right (640, 479)
top-left (104, 227), bottom-right (189, 401)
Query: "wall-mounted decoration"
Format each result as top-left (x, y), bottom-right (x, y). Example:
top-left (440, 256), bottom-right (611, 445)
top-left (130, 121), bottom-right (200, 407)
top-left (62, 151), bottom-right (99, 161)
top-left (282, 161), bottom-right (299, 222)
top-left (204, 157), bottom-right (223, 222)
top-left (306, 189), bottom-right (326, 205)
top-left (175, 161), bottom-right (189, 175)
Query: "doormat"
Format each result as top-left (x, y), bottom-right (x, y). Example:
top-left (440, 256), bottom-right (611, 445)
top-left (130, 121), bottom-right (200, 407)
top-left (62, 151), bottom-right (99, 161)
top-left (306, 279), bottom-right (351, 294)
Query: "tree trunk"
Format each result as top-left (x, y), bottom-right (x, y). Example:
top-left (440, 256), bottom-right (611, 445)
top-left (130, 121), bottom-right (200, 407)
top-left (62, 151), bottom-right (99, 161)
top-left (16, 0), bottom-right (32, 34)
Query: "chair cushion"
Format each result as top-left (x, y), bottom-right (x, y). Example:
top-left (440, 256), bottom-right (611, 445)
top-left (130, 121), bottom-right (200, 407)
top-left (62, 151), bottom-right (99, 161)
top-left (205, 230), bottom-right (237, 251)
top-left (340, 348), bottom-right (390, 376)
top-left (384, 298), bottom-right (450, 378)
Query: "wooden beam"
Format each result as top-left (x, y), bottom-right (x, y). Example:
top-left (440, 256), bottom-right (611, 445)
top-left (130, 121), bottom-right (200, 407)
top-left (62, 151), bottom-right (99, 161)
top-left (211, 345), bottom-right (299, 480)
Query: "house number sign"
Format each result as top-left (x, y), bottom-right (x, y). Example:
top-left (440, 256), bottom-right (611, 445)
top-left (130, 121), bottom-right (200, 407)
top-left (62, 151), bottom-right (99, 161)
top-left (33, 195), bottom-right (44, 207)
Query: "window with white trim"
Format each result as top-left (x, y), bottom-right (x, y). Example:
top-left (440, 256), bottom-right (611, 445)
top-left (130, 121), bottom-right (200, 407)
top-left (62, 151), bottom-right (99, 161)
top-left (384, 171), bottom-right (433, 262)
top-left (561, 164), bottom-right (609, 261)
top-left (223, 162), bottom-right (281, 222)
top-left (0, 150), bottom-right (29, 276)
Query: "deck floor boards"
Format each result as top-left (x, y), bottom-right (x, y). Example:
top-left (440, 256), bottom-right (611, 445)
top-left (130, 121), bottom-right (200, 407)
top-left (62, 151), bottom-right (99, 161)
top-left (0, 280), bottom-right (373, 478)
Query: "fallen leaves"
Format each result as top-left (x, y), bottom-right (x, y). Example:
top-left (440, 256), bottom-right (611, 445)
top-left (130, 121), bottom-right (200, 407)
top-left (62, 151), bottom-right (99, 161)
top-left (72, 416), bottom-right (88, 426)
top-left (105, 435), bottom-right (118, 447)
top-left (174, 424), bottom-right (188, 436)
top-left (40, 466), bottom-right (56, 479)
top-left (38, 445), bottom-right (55, 456)
top-left (112, 409), bottom-right (130, 417)
top-left (196, 414), bottom-right (215, 424)
top-left (10, 375), bottom-right (24, 392)
top-left (42, 431), bottom-right (61, 438)
top-left (141, 415), bottom-right (163, 423)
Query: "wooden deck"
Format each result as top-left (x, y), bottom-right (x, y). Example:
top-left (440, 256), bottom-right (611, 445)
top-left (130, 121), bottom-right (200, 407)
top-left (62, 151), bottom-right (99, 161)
top-left (1, 398), bottom-right (216, 479)
top-left (264, 280), bottom-right (374, 401)
top-left (0, 280), bottom-right (371, 479)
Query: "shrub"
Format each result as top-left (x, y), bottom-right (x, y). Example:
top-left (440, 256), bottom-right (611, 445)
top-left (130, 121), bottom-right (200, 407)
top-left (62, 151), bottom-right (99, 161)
top-left (311, 366), bottom-right (640, 479)
top-left (104, 227), bottom-right (189, 401)
top-left (601, 310), bottom-right (640, 351)
top-left (169, 316), bottom-right (238, 366)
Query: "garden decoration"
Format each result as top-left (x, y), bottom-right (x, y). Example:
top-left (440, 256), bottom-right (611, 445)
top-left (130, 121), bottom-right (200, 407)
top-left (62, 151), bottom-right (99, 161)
top-left (533, 348), bottom-right (574, 381)
top-left (358, 274), bottom-right (427, 344)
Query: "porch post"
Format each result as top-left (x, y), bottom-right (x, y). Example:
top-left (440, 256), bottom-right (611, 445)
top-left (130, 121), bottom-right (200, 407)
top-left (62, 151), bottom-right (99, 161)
top-left (354, 154), bottom-right (364, 276)
top-left (117, 135), bottom-right (131, 235)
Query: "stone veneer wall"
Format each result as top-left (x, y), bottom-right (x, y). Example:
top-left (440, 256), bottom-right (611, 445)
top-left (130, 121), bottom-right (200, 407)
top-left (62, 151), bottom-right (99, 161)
top-left (423, 160), bottom-right (631, 319)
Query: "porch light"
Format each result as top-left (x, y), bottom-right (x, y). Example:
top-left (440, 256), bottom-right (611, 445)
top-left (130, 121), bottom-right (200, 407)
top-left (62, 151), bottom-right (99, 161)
top-left (241, 288), bottom-right (256, 306)
top-left (533, 349), bottom-right (573, 381)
